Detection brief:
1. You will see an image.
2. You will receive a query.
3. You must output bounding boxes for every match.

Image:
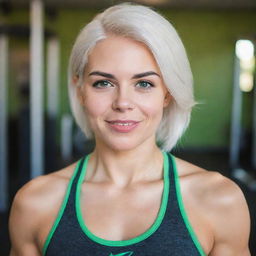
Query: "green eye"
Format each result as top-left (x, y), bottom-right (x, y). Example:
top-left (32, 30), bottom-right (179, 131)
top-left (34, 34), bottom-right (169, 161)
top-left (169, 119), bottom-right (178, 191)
top-left (136, 81), bottom-right (154, 89)
top-left (92, 80), bottom-right (113, 88)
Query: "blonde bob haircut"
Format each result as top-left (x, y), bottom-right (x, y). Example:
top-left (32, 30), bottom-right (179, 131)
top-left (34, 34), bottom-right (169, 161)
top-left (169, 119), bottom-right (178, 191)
top-left (68, 2), bottom-right (196, 152)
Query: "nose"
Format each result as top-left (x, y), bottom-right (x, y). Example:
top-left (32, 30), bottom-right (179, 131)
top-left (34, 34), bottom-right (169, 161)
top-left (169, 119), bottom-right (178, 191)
top-left (112, 87), bottom-right (134, 112)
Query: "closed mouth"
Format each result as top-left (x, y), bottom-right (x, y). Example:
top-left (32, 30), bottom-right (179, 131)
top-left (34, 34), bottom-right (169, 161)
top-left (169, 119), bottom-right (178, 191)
top-left (105, 120), bottom-right (141, 132)
top-left (106, 120), bottom-right (140, 125)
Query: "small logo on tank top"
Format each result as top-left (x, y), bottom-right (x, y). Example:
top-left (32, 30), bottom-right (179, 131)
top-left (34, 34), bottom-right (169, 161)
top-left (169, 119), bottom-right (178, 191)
top-left (109, 251), bottom-right (134, 256)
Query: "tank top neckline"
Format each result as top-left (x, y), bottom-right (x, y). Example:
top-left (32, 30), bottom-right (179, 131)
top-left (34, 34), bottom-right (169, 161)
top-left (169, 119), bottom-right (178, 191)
top-left (75, 151), bottom-right (170, 247)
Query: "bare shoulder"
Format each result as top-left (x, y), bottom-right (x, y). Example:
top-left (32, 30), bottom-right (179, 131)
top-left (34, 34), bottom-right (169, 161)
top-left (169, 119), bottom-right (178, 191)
top-left (174, 156), bottom-right (249, 207)
top-left (9, 161), bottom-right (78, 255)
top-left (11, 161), bottom-right (76, 215)
top-left (175, 156), bottom-right (251, 256)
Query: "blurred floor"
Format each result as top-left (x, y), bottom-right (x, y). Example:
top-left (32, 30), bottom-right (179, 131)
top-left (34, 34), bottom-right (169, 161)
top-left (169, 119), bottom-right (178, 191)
top-left (0, 150), bottom-right (255, 255)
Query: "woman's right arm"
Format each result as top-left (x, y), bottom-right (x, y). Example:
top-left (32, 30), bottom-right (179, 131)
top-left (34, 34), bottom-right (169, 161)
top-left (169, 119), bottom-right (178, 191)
top-left (9, 180), bottom-right (43, 256)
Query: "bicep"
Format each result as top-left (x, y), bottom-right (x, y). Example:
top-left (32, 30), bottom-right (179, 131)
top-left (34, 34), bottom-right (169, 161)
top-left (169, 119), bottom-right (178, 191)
top-left (9, 190), bottom-right (41, 256)
top-left (10, 245), bottom-right (40, 256)
top-left (209, 178), bottom-right (251, 256)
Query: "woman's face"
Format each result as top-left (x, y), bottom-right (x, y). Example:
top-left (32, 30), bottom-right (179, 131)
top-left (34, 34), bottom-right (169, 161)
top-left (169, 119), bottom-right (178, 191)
top-left (77, 36), bottom-right (171, 151)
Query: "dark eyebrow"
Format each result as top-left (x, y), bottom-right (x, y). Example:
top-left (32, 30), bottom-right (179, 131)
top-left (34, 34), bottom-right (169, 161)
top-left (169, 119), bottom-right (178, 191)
top-left (88, 71), bottom-right (160, 79)
top-left (132, 71), bottom-right (160, 79)
top-left (89, 71), bottom-right (116, 79)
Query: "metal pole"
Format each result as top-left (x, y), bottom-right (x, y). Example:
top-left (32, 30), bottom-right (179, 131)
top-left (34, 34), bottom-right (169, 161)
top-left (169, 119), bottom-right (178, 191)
top-left (30, 0), bottom-right (44, 178)
top-left (46, 37), bottom-right (60, 171)
top-left (230, 56), bottom-right (242, 169)
top-left (47, 37), bottom-right (59, 118)
top-left (61, 114), bottom-right (73, 162)
top-left (0, 33), bottom-right (8, 212)
top-left (252, 64), bottom-right (256, 170)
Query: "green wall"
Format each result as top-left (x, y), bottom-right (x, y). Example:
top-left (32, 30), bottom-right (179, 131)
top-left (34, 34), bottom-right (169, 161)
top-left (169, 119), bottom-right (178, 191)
top-left (163, 10), bottom-right (256, 148)
top-left (3, 8), bottom-right (256, 148)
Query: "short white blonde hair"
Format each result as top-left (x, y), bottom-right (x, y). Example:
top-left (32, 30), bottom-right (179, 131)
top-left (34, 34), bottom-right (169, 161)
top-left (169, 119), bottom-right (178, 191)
top-left (68, 2), bottom-right (196, 151)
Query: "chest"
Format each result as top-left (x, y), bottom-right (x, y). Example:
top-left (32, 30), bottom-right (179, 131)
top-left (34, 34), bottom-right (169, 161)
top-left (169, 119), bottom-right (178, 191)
top-left (80, 181), bottom-right (164, 240)
top-left (79, 180), bottom-right (213, 255)
top-left (39, 177), bottom-right (213, 255)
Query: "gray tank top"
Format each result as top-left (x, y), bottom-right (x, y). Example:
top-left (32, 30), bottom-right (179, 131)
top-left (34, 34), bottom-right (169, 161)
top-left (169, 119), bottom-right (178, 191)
top-left (43, 152), bottom-right (206, 256)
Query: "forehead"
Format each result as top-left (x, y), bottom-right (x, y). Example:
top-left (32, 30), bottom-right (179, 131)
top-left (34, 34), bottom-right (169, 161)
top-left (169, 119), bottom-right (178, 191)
top-left (86, 36), bottom-right (161, 74)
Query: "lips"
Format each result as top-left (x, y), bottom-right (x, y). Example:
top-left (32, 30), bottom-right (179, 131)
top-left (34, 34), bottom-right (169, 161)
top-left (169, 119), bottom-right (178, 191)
top-left (107, 120), bottom-right (139, 125)
top-left (106, 120), bottom-right (140, 133)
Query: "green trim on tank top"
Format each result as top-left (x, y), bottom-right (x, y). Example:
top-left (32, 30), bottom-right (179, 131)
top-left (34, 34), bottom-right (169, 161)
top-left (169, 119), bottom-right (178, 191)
top-left (42, 158), bottom-right (83, 256)
top-left (171, 154), bottom-right (207, 256)
top-left (75, 151), bottom-right (170, 247)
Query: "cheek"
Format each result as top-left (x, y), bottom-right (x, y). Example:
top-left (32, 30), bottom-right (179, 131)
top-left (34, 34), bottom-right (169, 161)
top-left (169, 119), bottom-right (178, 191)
top-left (83, 89), bottom-right (111, 118)
top-left (139, 94), bottom-right (166, 115)
top-left (139, 100), bottom-right (165, 125)
top-left (84, 99), bottom-right (106, 120)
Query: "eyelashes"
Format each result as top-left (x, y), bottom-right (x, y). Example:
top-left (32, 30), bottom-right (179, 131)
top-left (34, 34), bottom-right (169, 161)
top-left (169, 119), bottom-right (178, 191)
top-left (92, 80), bottom-right (155, 90)
top-left (92, 80), bottom-right (113, 88)
top-left (135, 80), bottom-right (154, 89)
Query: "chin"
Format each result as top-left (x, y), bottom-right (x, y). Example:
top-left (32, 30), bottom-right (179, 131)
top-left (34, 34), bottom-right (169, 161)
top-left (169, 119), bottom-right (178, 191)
top-left (97, 134), bottom-right (155, 153)
top-left (105, 140), bottom-right (140, 152)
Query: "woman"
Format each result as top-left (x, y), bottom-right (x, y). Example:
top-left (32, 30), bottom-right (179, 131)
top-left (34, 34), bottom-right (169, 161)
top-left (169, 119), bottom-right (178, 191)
top-left (9, 3), bottom-right (250, 256)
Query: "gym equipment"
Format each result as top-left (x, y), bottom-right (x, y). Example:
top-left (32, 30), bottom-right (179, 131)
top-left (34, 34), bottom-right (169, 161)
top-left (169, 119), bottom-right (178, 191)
top-left (0, 33), bottom-right (8, 212)
top-left (30, 0), bottom-right (44, 178)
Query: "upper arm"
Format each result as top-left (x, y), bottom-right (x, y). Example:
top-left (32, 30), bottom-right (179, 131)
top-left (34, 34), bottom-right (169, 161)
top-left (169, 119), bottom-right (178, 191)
top-left (9, 182), bottom-right (43, 256)
top-left (207, 174), bottom-right (251, 256)
top-left (8, 170), bottom-right (72, 256)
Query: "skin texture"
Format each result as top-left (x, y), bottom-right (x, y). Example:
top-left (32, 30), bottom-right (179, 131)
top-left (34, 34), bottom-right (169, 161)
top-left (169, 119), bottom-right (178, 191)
top-left (9, 36), bottom-right (251, 256)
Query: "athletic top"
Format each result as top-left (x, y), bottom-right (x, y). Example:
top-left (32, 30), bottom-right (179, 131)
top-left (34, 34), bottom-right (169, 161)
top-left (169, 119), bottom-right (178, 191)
top-left (43, 152), bottom-right (206, 256)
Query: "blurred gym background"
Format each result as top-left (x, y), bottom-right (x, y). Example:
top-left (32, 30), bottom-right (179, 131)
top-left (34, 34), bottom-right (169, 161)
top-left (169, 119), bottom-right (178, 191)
top-left (0, 0), bottom-right (256, 255)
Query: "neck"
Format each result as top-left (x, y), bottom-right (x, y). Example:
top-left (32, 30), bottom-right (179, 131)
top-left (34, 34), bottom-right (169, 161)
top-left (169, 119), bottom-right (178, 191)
top-left (86, 141), bottom-right (164, 188)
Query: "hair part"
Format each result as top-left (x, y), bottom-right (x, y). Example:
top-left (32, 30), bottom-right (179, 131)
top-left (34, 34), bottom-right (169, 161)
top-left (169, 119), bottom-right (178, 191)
top-left (68, 2), bottom-right (196, 151)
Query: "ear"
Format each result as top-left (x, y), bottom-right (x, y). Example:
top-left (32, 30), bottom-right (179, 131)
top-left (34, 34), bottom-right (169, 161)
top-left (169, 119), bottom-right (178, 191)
top-left (76, 86), bottom-right (85, 106)
top-left (163, 91), bottom-right (172, 108)
top-left (73, 76), bottom-right (85, 106)
top-left (72, 75), bottom-right (79, 85)
top-left (75, 86), bottom-right (84, 105)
